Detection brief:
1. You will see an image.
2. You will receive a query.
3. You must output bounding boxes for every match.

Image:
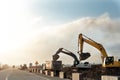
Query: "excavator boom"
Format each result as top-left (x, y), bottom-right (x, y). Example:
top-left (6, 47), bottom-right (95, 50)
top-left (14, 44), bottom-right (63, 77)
top-left (78, 34), bottom-right (108, 62)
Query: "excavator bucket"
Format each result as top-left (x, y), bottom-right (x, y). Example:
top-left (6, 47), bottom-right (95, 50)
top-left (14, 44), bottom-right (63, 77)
top-left (80, 52), bottom-right (91, 60)
top-left (53, 54), bottom-right (59, 61)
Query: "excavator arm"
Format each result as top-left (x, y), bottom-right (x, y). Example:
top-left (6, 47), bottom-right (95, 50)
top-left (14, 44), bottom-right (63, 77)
top-left (53, 48), bottom-right (79, 67)
top-left (78, 33), bottom-right (108, 63)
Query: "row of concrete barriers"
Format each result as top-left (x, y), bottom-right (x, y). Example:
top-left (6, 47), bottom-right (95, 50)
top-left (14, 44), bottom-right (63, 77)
top-left (43, 70), bottom-right (81, 80)
top-left (29, 68), bottom-right (120, 80)
top-left (29, 68), bottom-right (81, 80)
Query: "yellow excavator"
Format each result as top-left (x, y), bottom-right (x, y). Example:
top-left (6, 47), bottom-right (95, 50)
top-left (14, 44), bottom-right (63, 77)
top-left (78, 33), bottom-right (120, 68)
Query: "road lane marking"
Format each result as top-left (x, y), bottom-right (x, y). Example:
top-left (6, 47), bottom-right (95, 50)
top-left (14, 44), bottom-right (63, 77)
top-left (5, 74), bottom-right (10, 80)
top-left (5, 76), bottom-right (8, 80)
top-left (5, 77), bottom-right (8, 80)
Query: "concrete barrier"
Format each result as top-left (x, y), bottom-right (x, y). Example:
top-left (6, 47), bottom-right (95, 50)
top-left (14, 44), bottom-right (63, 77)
top-left (45, 71), bottom-right (47, 75)
top-left (101, 75), bottom-right (120, 80)
top-left (59, 72), bottom-right (64, 79)
top-left (37, 69), bottom-right (40, 73)
top-left (32, 69), bottom-right (34, 73)
top-left (72, 73), bottom-right (80, 80)
top-left (40, 70), bottom-right (42, 74)
top-left (51, 71), bottom-right (54, 77)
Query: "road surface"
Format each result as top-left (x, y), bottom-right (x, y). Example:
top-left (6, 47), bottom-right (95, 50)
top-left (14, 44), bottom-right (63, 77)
top-left (0, 68), bottom-right (69, 80)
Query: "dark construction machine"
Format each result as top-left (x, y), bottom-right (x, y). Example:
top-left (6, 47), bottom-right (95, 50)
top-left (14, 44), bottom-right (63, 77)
top-left (42, 60), bottom-right (62, 76)
top-left (53, 48), bottom-right (91, 78)
top-left (53, 48), bottom-right (79, 67)
top-left (78, 33), bottom-right (120, 77)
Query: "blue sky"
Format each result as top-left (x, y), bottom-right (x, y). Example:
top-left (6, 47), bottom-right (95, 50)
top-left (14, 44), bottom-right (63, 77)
top-left (31, 0), bottom-right (120, 23)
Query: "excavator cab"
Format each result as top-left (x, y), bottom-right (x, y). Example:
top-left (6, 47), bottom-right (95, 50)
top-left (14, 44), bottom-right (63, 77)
top-left (105, 56), bottom-right (114, 65)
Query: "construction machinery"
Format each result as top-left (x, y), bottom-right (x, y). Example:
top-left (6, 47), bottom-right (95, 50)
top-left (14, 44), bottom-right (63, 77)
top-left (43, 61), bottom-right (62, 71)
top-left (53, 48), bottom-right (79, 67)
top-left (53, 48), bottom-right (91, 68)
top-left (29, 33), bottom-right (120, 79)
top-left (78, 33), bottom-right (120, 77)
top-left (42, 61), bottom-right (62, 76)
top-left (78, 33), bottom-right (120, 68)
top-left (52, 48), bottom-right (91, 79)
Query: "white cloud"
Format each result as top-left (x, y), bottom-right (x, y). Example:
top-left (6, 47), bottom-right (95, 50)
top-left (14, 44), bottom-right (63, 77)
top-left (1, 12), bottom-right (120, 65)
top-left (12, 13), bottom-right (119, 65)
top-left (31, 16), bottom-right (43, 25)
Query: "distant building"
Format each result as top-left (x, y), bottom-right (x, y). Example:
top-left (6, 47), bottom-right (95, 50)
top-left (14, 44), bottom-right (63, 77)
top-left (29, 65), bottom-right (42, 73)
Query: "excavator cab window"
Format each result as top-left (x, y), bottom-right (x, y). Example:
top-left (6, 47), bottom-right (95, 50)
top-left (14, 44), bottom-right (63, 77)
top-left (105, 56), bottom-right (114, 65)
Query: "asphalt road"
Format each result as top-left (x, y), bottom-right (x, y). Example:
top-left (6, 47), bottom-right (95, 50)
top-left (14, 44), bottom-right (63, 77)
top-left (0, 68), bottom-right (69, 80)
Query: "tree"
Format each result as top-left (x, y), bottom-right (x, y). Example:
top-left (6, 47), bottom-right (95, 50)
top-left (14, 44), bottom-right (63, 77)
top-left (35, 61), bottom-right (39, 66)
top-left (29, 63), bottom-right (33, 68)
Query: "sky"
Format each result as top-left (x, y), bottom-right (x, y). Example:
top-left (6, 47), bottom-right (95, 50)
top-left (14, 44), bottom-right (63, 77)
top-left (0, 0), bottom-right (120, 66)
